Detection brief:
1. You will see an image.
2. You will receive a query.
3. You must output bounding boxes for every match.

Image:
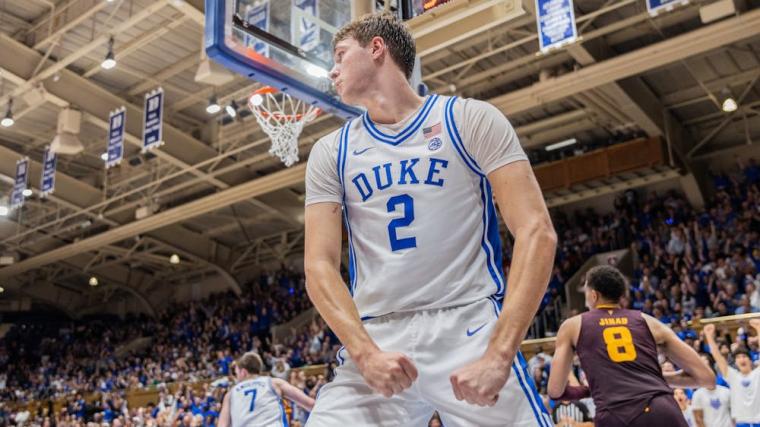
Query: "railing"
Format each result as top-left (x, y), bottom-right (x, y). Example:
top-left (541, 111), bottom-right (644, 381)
top-left (533, 137), bottom-right (664, 192)
top-left (528, 297), bottom-right (564, 339)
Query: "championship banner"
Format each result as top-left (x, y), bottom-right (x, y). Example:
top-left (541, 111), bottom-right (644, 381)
top-left (40, 146), bottom-right (56, 197)
top-left (535, 0), bottom-right (578, 53)
top-left (10, 158), bottom-right (29, 209)
top-left (142, 88), bottom-right (164, 153)
top-left (646, 0), bottom-right (689, 15)
top-left (293, 0), bottom-right (319, 52)
top-left (244, 0), bottom-right (270, 56)
top-left (106, 107), bottom-right (126, 169)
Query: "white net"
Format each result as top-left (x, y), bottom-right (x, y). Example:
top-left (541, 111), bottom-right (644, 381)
top-left (247, 88), bottom-right (319, 167)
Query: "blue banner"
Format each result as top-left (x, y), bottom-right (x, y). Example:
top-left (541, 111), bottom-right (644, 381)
top-left (244, 0), bottom-right (269, 56)
top-left (293, 0), bottom-right (319, 52)
top-left (646, 0), bottom-right (688, 15)
top-left (40, 147), bottom-right (56, 197)
top-left (536, 0), bottom-right (577, 53)
top-left (106, 107), bottom-right (126, 169)
top-left (142, 88), bottom-right (164, 152)
top-left (10, 158), bottom-right (29, 209)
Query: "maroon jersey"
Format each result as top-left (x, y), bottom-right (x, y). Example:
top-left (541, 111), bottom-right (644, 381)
top-left (576, 307), bottom-right (673, 425)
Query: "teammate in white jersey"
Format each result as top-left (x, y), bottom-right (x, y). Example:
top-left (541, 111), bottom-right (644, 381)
top-left (304, 12), bottom-right (556, 426)
top-left (218, 352), bottom-right (315, 427)
top-left (704, 321), bottom-right (760, 427)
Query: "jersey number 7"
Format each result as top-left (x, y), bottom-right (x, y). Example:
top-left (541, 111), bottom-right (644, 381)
top-left (244, 389), bottom-right (258, 412)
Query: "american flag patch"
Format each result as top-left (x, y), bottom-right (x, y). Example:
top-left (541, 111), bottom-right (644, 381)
top-left (423, 122), bottom-right (441, 138)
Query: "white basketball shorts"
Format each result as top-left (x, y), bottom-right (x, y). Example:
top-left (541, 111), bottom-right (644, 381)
top-left (305, 298), bottom-right (553, 427)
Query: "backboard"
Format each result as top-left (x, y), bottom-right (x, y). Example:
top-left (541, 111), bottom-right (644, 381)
top-left (206, 0), bottom-right (363, 119)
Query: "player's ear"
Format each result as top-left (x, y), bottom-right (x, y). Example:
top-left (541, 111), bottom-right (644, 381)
top-left (369, 36), bottom-right (385, 59)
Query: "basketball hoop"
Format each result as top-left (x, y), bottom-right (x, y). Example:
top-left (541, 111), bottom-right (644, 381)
top-left (247, 86), bottom-right (320, 167)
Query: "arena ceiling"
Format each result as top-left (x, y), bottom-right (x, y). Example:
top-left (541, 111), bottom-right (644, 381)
top-left (0, 0), bottom-right (758, 316)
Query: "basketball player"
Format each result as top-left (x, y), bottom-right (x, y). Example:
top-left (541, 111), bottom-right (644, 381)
top-left (703, 320), bottom-right (760, 427)
top-left (218, 352), bottom-right (315, 427)
top-left (304, 12), bottom-right (556, 427)
top-left (547, 266), bottom-right (714, 427)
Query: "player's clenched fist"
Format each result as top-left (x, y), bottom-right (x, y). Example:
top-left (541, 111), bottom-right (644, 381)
top-left (355, 350), bottom-right (418, 398)
top-left (450, 354), bottom-right (509, 407)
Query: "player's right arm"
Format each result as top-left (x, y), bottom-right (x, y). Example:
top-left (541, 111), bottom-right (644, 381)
top-left (644, 314), bottom-right (714, 387)
top-left (547, 316), bottom-right (586, 400)
top-left (217, 391), bottom-right (231, 427)
top-left (304, 137), bottom-right (417, 398)
top-left (271, 378), bottom-right (315, 411)
top-left (702, 323), bottom-right (729, 377)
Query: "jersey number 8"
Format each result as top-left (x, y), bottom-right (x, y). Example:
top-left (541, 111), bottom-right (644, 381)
top-left (602, 326), bottom-right (638, 363)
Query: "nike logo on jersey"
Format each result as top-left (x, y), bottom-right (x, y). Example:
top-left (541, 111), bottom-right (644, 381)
top-left (353, 147), bottom-right (374, 156)
top-left (466, 323), bottom-right (487, 337)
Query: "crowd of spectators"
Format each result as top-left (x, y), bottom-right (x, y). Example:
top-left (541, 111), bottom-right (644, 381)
top-left (0, 267), bottom-right (334, 405)
top-left (523, 158), bottom-right (760, 333)
top-left (2, 160), bottom-right (759, 426)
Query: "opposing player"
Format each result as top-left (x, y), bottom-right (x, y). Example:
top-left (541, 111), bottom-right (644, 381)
top-left (218, 352), bottom-right (315, 427)
top-left (703, 320), bottom-right (760, 427)
top-left (304, 12), bottom-right (556, 427)
top-left (547, 266), bottom-right (714, 427)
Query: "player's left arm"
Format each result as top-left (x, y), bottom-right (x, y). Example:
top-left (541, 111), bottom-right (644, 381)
top-left (272, 378), bottom-right (316, 412)
top-left (643, 314), bottom-right (715, 388)
top-left (547, 316), bottom-right (586, 400)
top-left (449, 99), bottom-right (557, 407)
top-left (217, 391), bottom-right (231, 427)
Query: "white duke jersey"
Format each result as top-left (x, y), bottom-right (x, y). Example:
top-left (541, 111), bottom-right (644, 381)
top-left (725, 367), bottom-right (760, 423)
top-left (306, 95), bottom-right (528, 318)
top-left (691, 386), bottom-right (731, 427)
top-left (229, 377), bottom-right (287, 427)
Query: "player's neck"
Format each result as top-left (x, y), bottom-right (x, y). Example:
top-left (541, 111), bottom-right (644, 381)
top-left (595, 303), bottom-right (620, 310)
top-left (362, 78), bottom-right (425, 125)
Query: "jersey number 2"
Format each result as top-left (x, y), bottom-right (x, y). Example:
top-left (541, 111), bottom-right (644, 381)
top-left (387, 195), bottom-right (417, 251)
top-left (602, 326), bottom-right (638, 362)
top-left (244, 389), bottom-right (258, 412)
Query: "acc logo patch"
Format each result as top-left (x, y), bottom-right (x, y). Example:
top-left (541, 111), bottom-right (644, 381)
top-left (428, 137), bottom-right (442, 151)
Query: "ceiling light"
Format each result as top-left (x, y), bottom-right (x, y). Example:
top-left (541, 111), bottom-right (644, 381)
top-left (0, 286), bottom-right (4, 293)
top-left (89, 276), bottom-right (99, 286)
top-left (206, 95), bottom-right (221, 114)
top-left (101, 37), bottom-right (117, 70)
top-left (722, 98), bottom-right (737, 112)
top-left (720, 87), bottom-right (738, 113)
top-left (0, 206), bottom-right (8, 216)
top-left (1, 99), bottom-right (14, 128)
top-left (545, 138), bottom-right (578, 151)
top-left (169, 253), bottom-right (180, 264)
top-left (225, 100), bottom-right (238, 118)
top-left (22, 189), bottom-right (32, 197)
